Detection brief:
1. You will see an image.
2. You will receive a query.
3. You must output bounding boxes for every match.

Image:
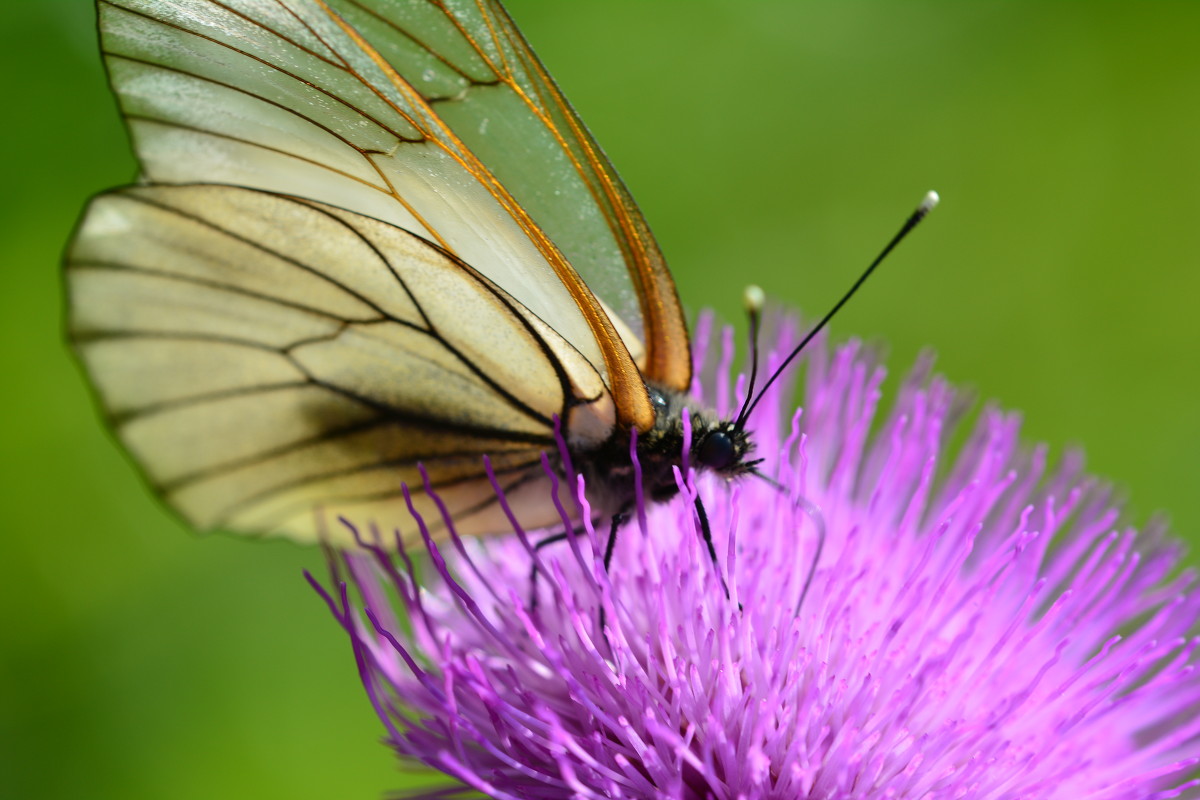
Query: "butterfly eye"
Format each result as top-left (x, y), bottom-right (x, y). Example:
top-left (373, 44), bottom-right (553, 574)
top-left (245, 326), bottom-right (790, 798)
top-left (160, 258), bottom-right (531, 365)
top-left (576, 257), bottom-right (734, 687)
top-left (697, 430), bottom-right (736, 471)
top-left (648, 387), bottom-right (669, 413)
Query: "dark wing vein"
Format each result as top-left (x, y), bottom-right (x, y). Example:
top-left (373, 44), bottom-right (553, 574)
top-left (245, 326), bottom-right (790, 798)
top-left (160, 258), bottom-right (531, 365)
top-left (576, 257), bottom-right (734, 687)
top-left (107, 51), bottom-right (420, 149)
top-left (415, 466), bottom-right (548, 532)
top-left (70, 260), bottom-right (387, 326)
top-left (72, 328), bottom-right (348, 353)
top-left (208, 448), bottom-right (544, 528)
top-left (85, 191), bottom-right (560, 431)
top-left (125, 113), bottom-right (395, 183)
top-left (298, 202), bottom-right (568, 428)
top-left (103, 1), bottom-right (418, 143)
top-left (118, 190), bottom-right (407, 319)
top-left (103, 0), bottom-right (453, 249)
top-left (162, 413), bottom-right (545, 496)
top-left (110, 379), bottom-right (313, 424)
top-left (340, 0), bottom-right (494, 85)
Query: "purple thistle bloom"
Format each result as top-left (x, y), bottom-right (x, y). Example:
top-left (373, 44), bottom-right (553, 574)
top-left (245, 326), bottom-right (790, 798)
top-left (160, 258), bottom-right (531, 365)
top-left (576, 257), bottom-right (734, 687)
top-left (312, 315), bottom-right (1200, 799)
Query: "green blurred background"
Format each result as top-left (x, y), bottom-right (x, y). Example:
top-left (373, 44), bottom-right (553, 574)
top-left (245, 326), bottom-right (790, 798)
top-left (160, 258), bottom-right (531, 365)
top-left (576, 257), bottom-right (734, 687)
top-left (3, 1), bottom-right (1199, 797)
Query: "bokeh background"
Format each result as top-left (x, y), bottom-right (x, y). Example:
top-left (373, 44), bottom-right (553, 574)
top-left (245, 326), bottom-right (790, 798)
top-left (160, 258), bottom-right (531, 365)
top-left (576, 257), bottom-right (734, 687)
top-left (3, 1), bottom-right (1199, 797)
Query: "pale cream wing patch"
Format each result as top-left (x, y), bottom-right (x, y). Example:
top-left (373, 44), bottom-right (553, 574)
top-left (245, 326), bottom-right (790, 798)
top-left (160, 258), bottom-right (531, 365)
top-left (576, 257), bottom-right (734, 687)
top-left (67, 184), bottom-right (612, 544)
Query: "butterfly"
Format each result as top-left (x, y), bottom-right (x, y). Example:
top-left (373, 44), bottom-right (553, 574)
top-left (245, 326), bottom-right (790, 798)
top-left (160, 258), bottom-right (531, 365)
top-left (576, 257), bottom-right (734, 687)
top-left (66, 0), bottom-right (764, 549)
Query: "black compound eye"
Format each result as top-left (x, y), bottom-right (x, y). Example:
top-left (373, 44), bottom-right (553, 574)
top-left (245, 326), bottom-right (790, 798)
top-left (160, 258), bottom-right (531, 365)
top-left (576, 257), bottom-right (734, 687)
top-left (697, 431), bottom-right (735, 471)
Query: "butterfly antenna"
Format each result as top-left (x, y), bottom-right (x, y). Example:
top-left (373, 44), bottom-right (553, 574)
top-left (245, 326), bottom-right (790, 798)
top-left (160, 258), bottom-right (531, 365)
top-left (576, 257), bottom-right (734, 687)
top-left (734, 285), bottom-right (766, 430)
top-left (735, 190), bottom-right (940, 429)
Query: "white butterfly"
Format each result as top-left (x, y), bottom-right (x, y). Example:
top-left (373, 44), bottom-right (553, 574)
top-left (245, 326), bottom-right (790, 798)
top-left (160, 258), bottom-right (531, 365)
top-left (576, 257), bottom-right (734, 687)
top-left (67, 0), bottom-right (757, 547)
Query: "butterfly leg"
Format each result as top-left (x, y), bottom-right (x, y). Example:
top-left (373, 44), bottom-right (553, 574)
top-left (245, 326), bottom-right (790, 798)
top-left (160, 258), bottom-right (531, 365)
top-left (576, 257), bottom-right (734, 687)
top-left (596, 511), bottom-right (630, 635)
top-left (692, 495), bottom-right (735, 603)
top-left (528, 525), bottom-right (586, 611)
top-left (528, 514), bottom-right (630, 634)
top-left (602, 511), bottom-right (630, 573)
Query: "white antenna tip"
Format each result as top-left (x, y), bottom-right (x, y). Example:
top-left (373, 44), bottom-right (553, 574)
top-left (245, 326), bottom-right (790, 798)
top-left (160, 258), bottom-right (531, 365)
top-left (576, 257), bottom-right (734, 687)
top-left (743, 284), bottom-right (766, 313)
top-left (921, 190), bottom-right (940, 213)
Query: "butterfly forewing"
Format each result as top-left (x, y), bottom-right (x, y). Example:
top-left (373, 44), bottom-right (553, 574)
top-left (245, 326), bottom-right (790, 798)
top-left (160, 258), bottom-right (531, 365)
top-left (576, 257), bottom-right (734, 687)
top-left (98, 0), bottom-right (686, 407)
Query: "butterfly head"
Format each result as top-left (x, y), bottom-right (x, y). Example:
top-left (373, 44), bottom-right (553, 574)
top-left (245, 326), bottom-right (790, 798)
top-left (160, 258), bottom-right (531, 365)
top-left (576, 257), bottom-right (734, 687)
top-left (636, 383), bottom-right (758, 502)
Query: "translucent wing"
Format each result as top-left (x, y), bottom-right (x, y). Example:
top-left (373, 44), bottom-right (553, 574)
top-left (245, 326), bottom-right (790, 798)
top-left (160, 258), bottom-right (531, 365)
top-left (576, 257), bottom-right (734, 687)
top-left (323, 0), bottom-right (692, 392)
top-left (67, 184), bottom-right (612, 544)
top-left (97, 0), bottom-right (687, 427)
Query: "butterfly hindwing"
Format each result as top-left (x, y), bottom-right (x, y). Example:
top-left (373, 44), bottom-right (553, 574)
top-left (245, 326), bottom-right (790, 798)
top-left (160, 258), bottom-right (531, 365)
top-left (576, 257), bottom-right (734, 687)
top-left (68, 184), bottom-right (611, 543)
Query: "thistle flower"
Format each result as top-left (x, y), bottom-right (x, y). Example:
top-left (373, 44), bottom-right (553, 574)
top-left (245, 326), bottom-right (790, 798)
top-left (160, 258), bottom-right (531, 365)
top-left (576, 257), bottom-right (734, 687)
top-left (312, 316), bottom-right (1200, 799)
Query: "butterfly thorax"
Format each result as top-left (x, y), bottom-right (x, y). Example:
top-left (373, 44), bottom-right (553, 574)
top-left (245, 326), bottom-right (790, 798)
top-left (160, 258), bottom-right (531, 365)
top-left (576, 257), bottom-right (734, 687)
top-left (573, 383), bottom-right (756, 520)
